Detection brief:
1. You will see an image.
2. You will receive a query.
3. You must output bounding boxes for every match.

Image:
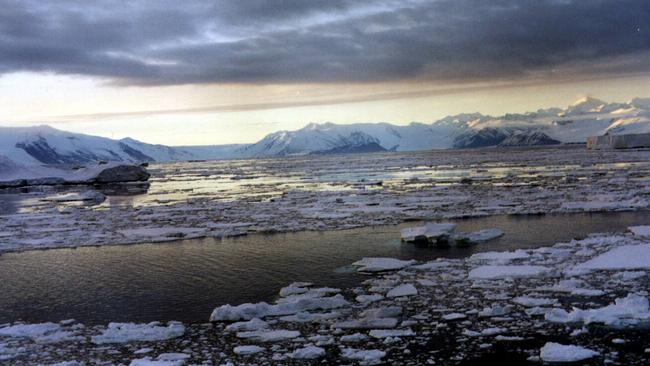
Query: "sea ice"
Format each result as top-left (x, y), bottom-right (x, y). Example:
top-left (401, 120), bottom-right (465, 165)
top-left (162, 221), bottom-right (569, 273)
top-left (386, 284), bottom-right (418, 298)
top-left (539, 342), bottom-right (599, 362)
top-left (369, 329), bottom-right (415, 338)
top-left (574, 244), bottom-right (650, 271)
top-left (287, 345), bottom-right (325, 359)
top-left (91, 322), bottom-right (185, 344)
top-left (210, 295), bottom-right (349, 321)
top-left (468, 265), bottom-right (551, 279)
top-left (400, 223), bottom-right (456, 243)
top-left (545, 293), bottom-right (650, 327)
top-left (341, 348), bottom-right (386, 365)
top-left (351, 257), bottom-right (416, 272)
top-left (236, 329), bottom-right (301, 342)
top-left (469, 250), bottom-right (530, 263)
top-left (628, 225), bottom-right (650, 238)
top-left (453, 228), bottom-right (504, 243)
top-left (233, 345), bottom-right (265, 355)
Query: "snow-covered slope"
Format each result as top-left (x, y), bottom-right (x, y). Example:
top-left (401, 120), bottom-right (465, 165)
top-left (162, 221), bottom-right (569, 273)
top-left (235, 97), bottom-right (650, 156)
top-left (0, 126), bottom-right (199, 166)
top-left (1, 97), bottom-right (649, 165)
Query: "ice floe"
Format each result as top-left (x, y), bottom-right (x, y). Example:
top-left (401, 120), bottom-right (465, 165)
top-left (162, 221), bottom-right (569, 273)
top-left (468, 265), bottom-right (551, 279)
top-left (91, 322), bottom-right (185, 344)
top-left (351, 257), bottom-right (416, 272)
top-left (539, 342), bottom-right (599, 362)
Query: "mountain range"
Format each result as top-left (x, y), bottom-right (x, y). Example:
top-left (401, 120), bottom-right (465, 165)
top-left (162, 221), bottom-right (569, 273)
top-left (1, 96), bottom-right (649, 167)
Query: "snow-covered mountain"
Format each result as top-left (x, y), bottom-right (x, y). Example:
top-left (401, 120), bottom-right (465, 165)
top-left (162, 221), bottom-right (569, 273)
top-left (1, 96), bottom-right (649, 167)
top-left (238, 97), bottom-right (650, 154)
top-left (0, 125), bottom-right (199, 166)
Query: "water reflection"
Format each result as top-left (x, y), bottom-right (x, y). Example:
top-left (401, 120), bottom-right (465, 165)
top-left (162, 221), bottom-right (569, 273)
top-left (0, 211), bottom-right (647, 325)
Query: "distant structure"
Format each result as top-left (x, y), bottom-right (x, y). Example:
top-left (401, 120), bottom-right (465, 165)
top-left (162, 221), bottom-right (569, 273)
top-left (587, 133), bottom-right (650, 150)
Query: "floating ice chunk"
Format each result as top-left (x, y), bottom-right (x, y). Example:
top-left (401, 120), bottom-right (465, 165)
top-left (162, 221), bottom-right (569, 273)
top-left (129, 353), bottom-right (188, 366)
top-left (574, 244), bottom-right (650, 271)
top-left (340, 333), bottom-right (368, 343)
top-left (463, 327), bottom-right (506, 337)
top-left (278, 287), bottom-right (340, 303)
top-left (233, 345), bottom-right (265, 355)
top-left (545, 294), bottom-right (650, 327)
top-left (454, 228), bottom-right (504, 243)
top-left (412, 260), bottom-right (452, 271)
top-left (278, 311), bottom-right (342, 323)
top-left (369, 328), bottom-right (415, 338)
top-left (91, 322), bottom-right (185, 344)
top-left (570, 288), bottom-right (605, 297)
top-left (469, 265), bottom-right (551, 279)
top-left (386, 284), bottom-right (418, 298)
top-left (495, 335), bottom-right (525, 341)
top-left (287, 345), bottom-right (325, 359)
top-left (341, 348), bottom-right (386, 365)
top-left (333, 307), bottom-right (401, 330)
top-left (129, 358), bottom-right (185, 366)
top-left (210, 294), bottom-right (349, 321)
top-left (351, 258), bottom-right (416, 272)
top-left (478, 305), bottom-right (513, 317)
top-left (400, 223), bottom-right (456, 243)
top-left (561, 198), bottom-right (647, 211)
top-left (539, 342), bottom-right (599, 362)
top-left (513, 296), bottom-right (558, 307)
top-left (614, 271), bottom-right (646, 281)
top-left (629, 225), bottom-right (650, 238)
top-left (470, 250), bottom-right (530, 263)
top-left (0, 342), bottom-right (21, 361)
top-left (42, 190), bottom-right (105, 202)
top-left (0, 322), bottom-right (61, 338)
top-left (360, 306), bottom-right (402, 319)
top-left (278, 282), bottom-right (312, 297)
top-left (356, 294), bottom-right (384, 303)
top-left (236, 329), bottom-right (300, 342)
top-left (417, 279), bottom-right (436, 286)
top-left (334, 318), bottom-right (398, 330)
top-left (118, 227), bottom-right (206, 241)
top-left (0, 322), bottom-right (79, 343)
top-left (442, 313), bottom-right (467, 321)
top-left (224, 318), bottom-right (268, 332)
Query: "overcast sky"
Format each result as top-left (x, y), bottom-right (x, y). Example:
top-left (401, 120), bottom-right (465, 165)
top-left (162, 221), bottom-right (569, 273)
top-left (1, 0), bottom-right (649, 145)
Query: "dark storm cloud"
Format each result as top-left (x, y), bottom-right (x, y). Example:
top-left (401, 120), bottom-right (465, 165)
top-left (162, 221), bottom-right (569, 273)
top-left (0, 0), bottom-right (649, 85)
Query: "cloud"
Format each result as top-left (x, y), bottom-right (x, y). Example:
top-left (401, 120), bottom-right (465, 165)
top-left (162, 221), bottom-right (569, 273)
top-left (0, 0), bottom-right (649, 85)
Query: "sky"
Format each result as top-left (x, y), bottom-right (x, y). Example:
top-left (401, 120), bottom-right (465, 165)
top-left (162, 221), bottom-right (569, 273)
top-left (0, 0), bottom-right (649, 146)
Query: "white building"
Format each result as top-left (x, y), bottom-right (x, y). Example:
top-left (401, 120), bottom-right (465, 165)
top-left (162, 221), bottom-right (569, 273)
top-left (587, 133), bottom-right (650, 149)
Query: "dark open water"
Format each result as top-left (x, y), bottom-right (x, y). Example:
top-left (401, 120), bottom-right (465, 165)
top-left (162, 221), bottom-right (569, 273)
top-left (0, 211), bottom-right (648, 325)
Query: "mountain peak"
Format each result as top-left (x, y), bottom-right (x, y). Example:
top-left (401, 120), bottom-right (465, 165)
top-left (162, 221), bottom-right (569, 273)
top-left (569, 96), bottom-right (606, 110)
top-left (563, 96), bottom-right (607, 115)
